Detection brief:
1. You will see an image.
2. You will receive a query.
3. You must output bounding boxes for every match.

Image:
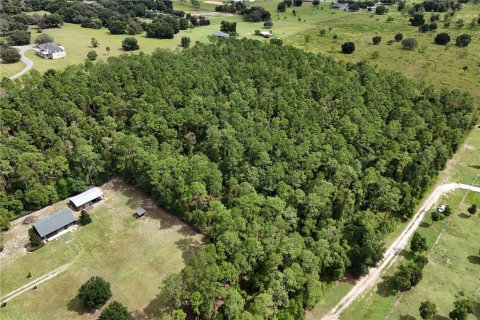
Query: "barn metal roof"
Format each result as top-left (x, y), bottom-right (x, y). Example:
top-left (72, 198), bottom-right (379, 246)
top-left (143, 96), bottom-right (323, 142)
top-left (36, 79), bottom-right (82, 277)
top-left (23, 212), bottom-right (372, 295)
top-left (32, 208), bottom-right (75, 238)
top-left (69, 187), bottom-right (103, 208)
top-left (135, 208), bottom-right (146, 216)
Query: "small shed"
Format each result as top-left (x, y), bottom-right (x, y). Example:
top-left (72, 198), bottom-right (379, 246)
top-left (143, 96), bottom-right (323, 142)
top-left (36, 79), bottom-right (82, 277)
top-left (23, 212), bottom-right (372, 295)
top-left (69, 187), bottom-right (103, 211)
top-left (32, 208), bottom-right (76, 241)
top-left (213, 31), bottom-right (230, 38)
top-left (135, 208), bottom-right (146, 218)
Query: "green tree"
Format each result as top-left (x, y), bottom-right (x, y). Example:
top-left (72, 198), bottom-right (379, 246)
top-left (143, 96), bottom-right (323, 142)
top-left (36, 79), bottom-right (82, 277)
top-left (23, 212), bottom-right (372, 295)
top-left (34, 33), bottom-right (53, 44)
top-left (467, 204), bottom-right (477, 216)
top-left (372, 35), bottom-right (382, 45)
top-left (375, 5), bottom-right (387, 15)
top-left (181, 36), bottom-right (191, 48)
top-left (410, 232), bottom-right (427, 253)
top-left (78, 276), bottom-right (112, 309)
top-left (402, 38), bottom-right (418, 50)
top-left (419, 300), bottom-right (437, 319)
top-left (106, 46), bottom-right (110, 54)
top-left (449, 299), bottom-right (473, 320)
top-left (0, 46), bottom-right (21, 63)
top-left (434, 32), bottom-right (451, 45)
top-left (28, 228), bottom-right (44, 251)
top-left (277, 2), bottom-right (286, 12)
top-left (108, 20), bottom-right (127, 35)
top-left (455, 34), bottom-right (471, 47)
top-left (99, 301), bottom-right (131, 320)
top-left (395, 33), bottom-right (403, 41)
top-left (341, 41), bottom-right (355, 54)
top-left (191, 0), bottom-right (200, 9)
top-left (223, 288), bottom-right (244, 319)
top-left (79, 210), bottom-right (92, 225)
top-left (122, 37), bottom-right (139, 51)
top-left (87, 50), bottom-right (97, 61)
top-left (189, 291), bottom-right (203, 319)
top-left (9, 30), bottom-right (30, 45)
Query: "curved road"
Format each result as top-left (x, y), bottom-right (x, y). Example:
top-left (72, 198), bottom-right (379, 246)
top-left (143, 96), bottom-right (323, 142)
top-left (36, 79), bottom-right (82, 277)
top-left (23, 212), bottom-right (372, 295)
top-left (9, 45), bottom-right (35, 80)
top-left (322, 183), bottom-right (480, 320)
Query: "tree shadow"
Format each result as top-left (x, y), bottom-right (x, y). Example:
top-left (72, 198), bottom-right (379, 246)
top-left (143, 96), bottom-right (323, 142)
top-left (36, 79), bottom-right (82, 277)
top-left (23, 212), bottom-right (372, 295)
top-left (398, 315), bottom-right (416, 320)
top-left (472, 300), bottom-right (480, 318)
top-left (420, 221), bottom-right (430, 228)
top-left (376, 275), bottom-right (397, 297)
top-left (467, 255), bottom-right (480, 264)
top-left (458, 213), bottom-right (470, 219)
top-left (143, 292), bottom-right (171, 319)
top-left (469, 165), bottom-right (480, 170)
top-left (66, 296), bottom-right (89, 315)
top-left (175, 237), bottom-right (203, 263)
top-left (433, 315), bottom-right (449, 320)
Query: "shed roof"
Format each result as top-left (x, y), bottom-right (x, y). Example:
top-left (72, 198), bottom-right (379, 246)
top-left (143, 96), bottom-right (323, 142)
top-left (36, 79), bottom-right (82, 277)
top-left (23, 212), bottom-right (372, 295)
top-left (135, 208), bottom-right (146, 216)
top-left (70, 187), bottom-right (103, 208)
top-left (32, 208), bottom-right (75, 238)
top-left (213, 31), bottom-right (230, 38)
top-left (37, 43), bottom-right (65, 53)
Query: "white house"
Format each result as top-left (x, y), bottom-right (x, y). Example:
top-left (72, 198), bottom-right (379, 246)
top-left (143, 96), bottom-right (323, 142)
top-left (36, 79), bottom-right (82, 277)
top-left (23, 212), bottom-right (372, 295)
top-left (36, 43), bottom-right (66, 59)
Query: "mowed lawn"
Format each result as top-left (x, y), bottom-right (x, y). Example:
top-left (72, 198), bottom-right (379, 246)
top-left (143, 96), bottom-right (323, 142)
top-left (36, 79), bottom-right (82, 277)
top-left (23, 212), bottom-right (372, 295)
top-left (0, 61), bottom-right (26, 78)
top-left (0, 179), bottom-right (203, 320)
top-left (286, 3), bottom-right (480, 99)
top-left (340, 128), bottom-right (480, 320)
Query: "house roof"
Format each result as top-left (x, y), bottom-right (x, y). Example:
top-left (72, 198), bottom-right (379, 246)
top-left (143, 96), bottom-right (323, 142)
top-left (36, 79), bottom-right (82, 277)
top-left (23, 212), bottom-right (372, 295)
top-left (332, 2), bottom-right (348, 9)
top-left (135, 208), bottom-right (146, 216)
top-left (33, 208), bottom-right (75, 238)
top-left (37, 43), bottom-right (65, 53)
top-left (213, 31), bottom-right (230, 38)
top-left (69, 187), bottom-right (103, 208)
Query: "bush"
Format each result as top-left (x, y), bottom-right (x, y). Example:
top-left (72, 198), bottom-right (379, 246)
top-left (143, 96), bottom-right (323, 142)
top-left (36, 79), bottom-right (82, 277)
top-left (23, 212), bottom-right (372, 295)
top-left (79, 210), bottom-right (92, 225)
top-left (410, 232), bottom-right (427, 253)
top-left (349, 3), bottom-right (360, 11)
top-left (419, 24), bottom-right (430, 33)
top-left (401, 38), bottom-right (418, 50)
top-left (431, 211), bottom-right (440, 221)
top-left (28, 228), bottom-right (44, 251)
top-left (434, 32), bottom-right (450, 45)
top-left (181, 36), bottom-right (191, 48)
top-left (108, 20), bottom-right (127, 35)
top-left (312, 0), bottom-right (320, 5)
top-left (375, 5), bottom-right (387, 15)
top-left (99, 301), bottom-right (131, 320)
top-left (78, 276), bottom-right (112, 309)
top-left (293, 0), bottom-right (303, 6)
top-left (122, 37), bottom-right (139, 51)
top-left (455, 33), bottom-right (471, 47)
top-left (372, 35), bottom-right (382, 45)
top-left (270, 38), bottom-right (283, 46)
top-left (341, 41), bottom-right (355, 54)
top-left (34, 33), bottom-right (54, 45)
top-left (86, 50), bottom-right (97, 61)
top-left (277, 2), bottom-right (286, 12)
top-left (410, 13), bottom-right (425, 26)
top-left (395, 33), bottom-right (403, 41)
top-left (9, 30), bottom-right (30, 45)
top-left (264, 21), bottom-right (273, 28)
top-left (0, 46), bottom-right (21, 63)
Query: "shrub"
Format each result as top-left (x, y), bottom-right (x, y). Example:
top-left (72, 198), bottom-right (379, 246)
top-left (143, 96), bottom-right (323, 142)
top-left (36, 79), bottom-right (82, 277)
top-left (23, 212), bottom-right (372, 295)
top-left (455, 33), bottom-right (471, 47)
top-left (99, 301), bottom-right (131, 320)
top-left (410, 13), bottom-right (425, 26)
top-left (419, 301), bottom-right (437, 320)
top-left (431, 211), bottom-right (440, 221)
top-left (78, 276), bottom-right (112, 309)
top-left (349, 3), bottom-right (360, 11)
top-left (372, 35), bottom-right (382, 45)
top-left (434, 32), bottom-right (450, 45)
top-left (108, 20), bottom-right (127, 35)
top-left (264, 21), bottom-right (273, 28)
top-left (79, 210), bottom-right (92, 225)
top-left (341, 41), bottom-right (355, 54)
top-left (34, 33), bottom-right (54, 45)
top-left (401, 38), bottom-right (418, 50)
top-left (375, 5), bottom-right (387, 15)
top-left (270, 38), bottom-right (283, 46)
top-left (9, 30), bottom-right (30, 45)
top-left (419, 24), bottom-right (430, 33)
top-left (0, 46), bottom-right (21, 63)
top-left (387, 16), bottom-right (394, 22)
top-left (86, 50), bottom-right (97, 61)
top-left (122, 37), bottom-right (139, 51)
top-left (181, 36), bottom-right (191, 48)
top-left (395, 33), bottom-right (403, 41)
top-left (312, 0), bottom-right (320, 5)
top-left (277, 2), bottom-right (286, 12)
top-left (293, 0), bottom-right (303, 6)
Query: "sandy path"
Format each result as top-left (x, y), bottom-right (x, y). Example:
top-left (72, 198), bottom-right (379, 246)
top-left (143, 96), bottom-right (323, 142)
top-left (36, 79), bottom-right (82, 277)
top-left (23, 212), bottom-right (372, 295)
top-left (9, 45), bottom-right (35, 80)
top-left (0, 263), bottom-right (71, 304)
top-left (321, 183), bottom-right (480, 320)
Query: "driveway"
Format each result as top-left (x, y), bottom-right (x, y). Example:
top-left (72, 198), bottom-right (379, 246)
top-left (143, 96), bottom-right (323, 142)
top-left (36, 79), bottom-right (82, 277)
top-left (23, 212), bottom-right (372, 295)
top-left (10, 45), bottom-right (35, 80)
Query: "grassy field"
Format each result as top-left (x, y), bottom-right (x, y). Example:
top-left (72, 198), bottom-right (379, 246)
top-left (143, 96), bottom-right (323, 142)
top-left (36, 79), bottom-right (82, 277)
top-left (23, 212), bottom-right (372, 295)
top-left (339, 127), bottom-right (480, 320)
top-left (0, 179), bottom-right (203, 320)
top-left (0, 61), bottom-right (26, 78)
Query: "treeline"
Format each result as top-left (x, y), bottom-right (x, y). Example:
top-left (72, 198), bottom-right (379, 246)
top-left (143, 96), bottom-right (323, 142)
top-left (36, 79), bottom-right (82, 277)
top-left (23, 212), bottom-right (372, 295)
top-left (0, 39), bottom-right (476, 318)
top-left (215, 2), bottom-right (272, 22)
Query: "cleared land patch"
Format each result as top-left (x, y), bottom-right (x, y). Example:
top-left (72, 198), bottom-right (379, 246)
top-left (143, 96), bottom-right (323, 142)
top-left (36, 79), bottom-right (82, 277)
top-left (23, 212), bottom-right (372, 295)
top-left (0, 178), bottom-right (203, 320)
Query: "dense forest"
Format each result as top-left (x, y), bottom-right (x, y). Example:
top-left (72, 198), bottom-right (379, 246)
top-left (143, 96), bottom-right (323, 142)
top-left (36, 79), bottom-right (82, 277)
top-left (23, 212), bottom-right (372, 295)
top-left (0, 39), bottom-right (476, 318)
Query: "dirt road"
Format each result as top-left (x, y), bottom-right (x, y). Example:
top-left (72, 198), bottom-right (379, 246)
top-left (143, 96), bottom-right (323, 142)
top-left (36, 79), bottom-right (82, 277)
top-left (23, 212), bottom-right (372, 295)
top-left (321, 183), bottom-right (480, 320)
top-left (10, 45), bottom-right (34, 80)
top-left (0, 263), bottom-right (71, 304)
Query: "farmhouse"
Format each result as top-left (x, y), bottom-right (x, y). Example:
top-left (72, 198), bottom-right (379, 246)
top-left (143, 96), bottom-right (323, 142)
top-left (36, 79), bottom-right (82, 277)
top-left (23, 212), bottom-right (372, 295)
top-left (32, 208), bottom-right (76, 241)
top-left (36, 43), bottom-right (66, 59)
top-left (135, 208), bottom-right (146, 218)
top-left (69, 187), bottom-right (103, 211)
top-left (212, 31), bottom-right (230, 38)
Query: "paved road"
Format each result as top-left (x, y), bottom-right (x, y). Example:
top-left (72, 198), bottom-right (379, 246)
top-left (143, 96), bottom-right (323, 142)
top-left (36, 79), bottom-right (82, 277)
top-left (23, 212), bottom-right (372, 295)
top-left (322, 183), bottom-right (480, 320)
top-left (0, 263), bottom-right (71, 304)
top-left (9, 45), bottom-right (35, 80)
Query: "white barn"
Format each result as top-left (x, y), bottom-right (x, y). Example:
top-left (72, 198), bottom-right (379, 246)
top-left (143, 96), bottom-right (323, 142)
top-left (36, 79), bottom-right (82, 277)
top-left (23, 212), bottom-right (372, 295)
top-left (69, 187), bottom-right (103, 211)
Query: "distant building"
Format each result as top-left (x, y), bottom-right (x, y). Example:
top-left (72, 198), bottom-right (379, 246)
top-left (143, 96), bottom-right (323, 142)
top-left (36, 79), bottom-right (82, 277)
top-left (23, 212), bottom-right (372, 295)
top-left (332, 2), bottom-right (349, 9)
top-left (259, 31), bottom-right (272, 38)
top-left (36, 43), bottom-right (66, 59)
top-left (69, 187), bottom-right (103, 211)
top-left (212, 31), bottom-right (230, 38)
top-left (32, 208), bottom-right (76, 241)
top-left (135, 208), bottom-right (146, 218)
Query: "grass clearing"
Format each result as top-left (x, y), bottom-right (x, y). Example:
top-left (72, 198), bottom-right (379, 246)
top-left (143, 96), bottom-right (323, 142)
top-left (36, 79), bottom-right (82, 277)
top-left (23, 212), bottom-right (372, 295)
top-left (0, 61), bottom-right (26, 78)
top-left (0, 178), bottom-right (203, 320)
